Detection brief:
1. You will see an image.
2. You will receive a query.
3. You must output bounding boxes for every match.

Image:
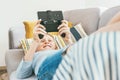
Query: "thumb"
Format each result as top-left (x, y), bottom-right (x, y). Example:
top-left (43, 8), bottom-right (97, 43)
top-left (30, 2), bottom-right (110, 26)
top-left (62, 20), bottom-right (68, 25)
top-left (35, 19), bottom-right (42, 25)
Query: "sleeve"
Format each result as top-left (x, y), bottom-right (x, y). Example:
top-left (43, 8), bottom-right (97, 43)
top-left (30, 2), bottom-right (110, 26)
top-left (16, 59), bottom-right (33, 79)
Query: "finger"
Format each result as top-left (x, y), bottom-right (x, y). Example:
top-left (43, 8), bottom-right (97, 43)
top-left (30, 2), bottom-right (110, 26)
top-left (34, 32), bottom-right (45, 36)
top-left (38, 24), bottom-right (46, 30)
top-left (58, 23), bottom-right (68, 30)
top-left (35, 19), bottom-right (42, 26)
top-left (61, 20), bottom-right (68, 25)
top-left (59, 28), bottom-right (70, 34)
top-left (34, 28), bottom-right (47, 34)
top-left (33, 33), bottom-right (40, 40)
top-left (58, 27), bottom-right (70, 33)
top-left (59, 29), bottom-right (70, 36)
top-left (35, 24), bottom-right (46, 30)
top-left (36, 28), bottom-right (47, 33)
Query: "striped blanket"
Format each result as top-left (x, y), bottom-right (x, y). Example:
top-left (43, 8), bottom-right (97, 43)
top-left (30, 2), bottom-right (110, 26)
top-left (53, 32), bottom-right (120, 80)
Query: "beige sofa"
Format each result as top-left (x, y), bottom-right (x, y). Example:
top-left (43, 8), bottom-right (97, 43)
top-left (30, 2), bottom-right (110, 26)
top-left (5, 6), bottom-right (120, 80)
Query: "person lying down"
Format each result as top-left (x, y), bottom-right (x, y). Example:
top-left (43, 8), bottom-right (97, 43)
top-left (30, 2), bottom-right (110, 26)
top-left (17, 11), bottom-right (120, 80)
top-left (16, 20), bottom-right (73, 80)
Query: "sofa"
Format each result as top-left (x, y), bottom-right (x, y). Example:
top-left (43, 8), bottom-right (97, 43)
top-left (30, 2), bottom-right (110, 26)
top-left (5, 6), bottom-right (120, 80)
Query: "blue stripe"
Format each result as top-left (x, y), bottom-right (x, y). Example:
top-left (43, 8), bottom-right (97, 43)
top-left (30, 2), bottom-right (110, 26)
top-left (76, 40), bottom-right (83, 80)
top-left (80, 40), bottom-right (85, 80)
top-left (58, 65), bottom-right (65, 79)
top-left (92, 34), bottom-right (98, 69)
top-left (99, 33), bottom-right (105, 79)
top-left (70, 27), bottom-right (81, 41)
top-left (82, 38), bottom-right (89, 79)
top-left (56, 73), bottom-right (61, 80)
top-left (81, 40), bottom-right (89, 80)
top-left (106, 32), bottom-right (112, 80)
top-left (87, 37), bottom-right (94, 79)
top-left (60, 61), bottom-right (72, 79)
top-left (114, 32), bottom-right (118, 80)
top-left (63, 56), bottom-right (72, 67)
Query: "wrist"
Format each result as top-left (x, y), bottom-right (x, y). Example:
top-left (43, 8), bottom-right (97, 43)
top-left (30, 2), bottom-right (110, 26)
top-left (64, 38), bottom-right (73, 45)
top-left (31, 40), bottom-right (38, 48)
top-left (24, 41), bottom-right (38, 61)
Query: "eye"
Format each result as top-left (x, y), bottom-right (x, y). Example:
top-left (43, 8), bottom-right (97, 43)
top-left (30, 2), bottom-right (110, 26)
top-left (40, 39), bottom-right (45, 42)
top-left (48, 39), bottom-right (52, 42)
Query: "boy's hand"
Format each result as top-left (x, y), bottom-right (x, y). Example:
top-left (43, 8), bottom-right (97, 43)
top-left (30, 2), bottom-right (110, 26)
top-left (58, 20), bottom-right (73, 44)
top-left (33, 20), bottom-right (47, 43)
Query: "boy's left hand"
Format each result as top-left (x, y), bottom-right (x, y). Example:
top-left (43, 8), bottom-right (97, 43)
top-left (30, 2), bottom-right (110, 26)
top-left (58, 20), bottom-right (73, 44)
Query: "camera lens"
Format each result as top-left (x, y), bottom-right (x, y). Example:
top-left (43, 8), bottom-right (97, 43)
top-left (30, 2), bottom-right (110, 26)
top-left (38, 34), bottom-right (44, 39)
top-left (61, 33), bottom-right (66, 38)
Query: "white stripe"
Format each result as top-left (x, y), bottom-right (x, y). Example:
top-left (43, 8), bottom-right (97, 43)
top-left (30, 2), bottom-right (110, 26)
top-left (116, 32), bottom-right (120, 80)
top-left (88, 34), bottom-right (100, 80)
top-left (59, 63), bottom-right (71, 80)
top-left (94, 33), bottom-right (105, 80)
top-left (83, 37), bottom-right (93, 79)
top-left (73, 41), bottom-right (81, 80)
top-left (102, 33), bottom-right (110, 80)
top-left (108, 32), bottom-right (116, 80)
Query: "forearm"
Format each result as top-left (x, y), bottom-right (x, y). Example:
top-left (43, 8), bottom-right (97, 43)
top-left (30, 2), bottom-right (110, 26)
top-left (63, 33), bottom-right (73, 45)
top-left (24, 41), bottom-right (38, 61)
top-left (64, 38), bottom-right (73, 45)
top-left (16, 59), bottom-right (33, 79)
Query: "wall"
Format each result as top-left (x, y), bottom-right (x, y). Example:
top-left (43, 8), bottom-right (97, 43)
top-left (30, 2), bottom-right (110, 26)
top-left (85, 0), bottom-right (120, 8)
top-left (0, 0), bottom-right (85, 66)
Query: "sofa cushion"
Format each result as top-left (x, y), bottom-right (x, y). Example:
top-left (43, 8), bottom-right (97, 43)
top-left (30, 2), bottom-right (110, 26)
top-left (23, 21), bottom-right (37, 39)
top-left (63, 8), bottom-right (100, 35)
top-left (70, 23), bottom-right (87, 42)
top-left (5, 49), bottom-right (24, 76)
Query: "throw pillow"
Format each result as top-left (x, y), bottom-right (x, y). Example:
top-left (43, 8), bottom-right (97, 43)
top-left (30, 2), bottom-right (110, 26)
top-left (20, 38), bottom-right (33, 54)
top-left (23, 21), bottom-right (37, 39)
top-left (70, 23), bottom-right (87, 42)
top-left (21, 22), bottom-right (87, 54)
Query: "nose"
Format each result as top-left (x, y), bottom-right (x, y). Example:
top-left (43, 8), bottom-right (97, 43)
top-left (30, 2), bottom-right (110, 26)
top-left (44, 39), bottom-right (49, 44)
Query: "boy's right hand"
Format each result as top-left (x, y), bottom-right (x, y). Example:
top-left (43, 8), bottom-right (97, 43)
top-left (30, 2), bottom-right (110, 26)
top-left (33, 19), bottom-right (47, 43)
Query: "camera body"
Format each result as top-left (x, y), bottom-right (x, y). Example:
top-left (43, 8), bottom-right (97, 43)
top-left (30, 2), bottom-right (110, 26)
top-left (40, 20), bottom-right (61, 32)
top-left (37, 10), bottom-right (63, 32)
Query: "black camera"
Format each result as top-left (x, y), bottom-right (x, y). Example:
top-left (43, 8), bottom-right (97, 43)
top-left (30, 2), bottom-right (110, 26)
top-left (40, 20), bottom-right (61, 32)
top-left (37, 10), bottom-right (63, 32)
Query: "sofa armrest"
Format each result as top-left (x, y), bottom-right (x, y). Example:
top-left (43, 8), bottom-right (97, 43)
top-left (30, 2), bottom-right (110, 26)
top-left (5, 49), bottom-right (24, 76)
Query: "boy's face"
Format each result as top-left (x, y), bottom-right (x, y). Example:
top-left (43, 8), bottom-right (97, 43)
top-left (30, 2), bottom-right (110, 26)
top-left (37, 34), bottom-right (57, 51)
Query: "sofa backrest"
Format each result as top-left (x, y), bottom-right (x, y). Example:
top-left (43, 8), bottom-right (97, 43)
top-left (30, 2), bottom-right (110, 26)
top-left (8, 8), bottom-right (100, 49)
top-left (64, 8), bottom-right (100, 35)
top-left (98, 6), bottom-right (120, 28)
